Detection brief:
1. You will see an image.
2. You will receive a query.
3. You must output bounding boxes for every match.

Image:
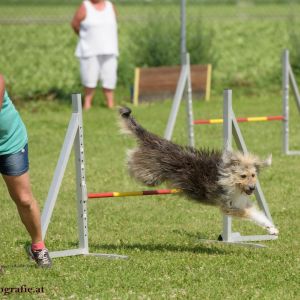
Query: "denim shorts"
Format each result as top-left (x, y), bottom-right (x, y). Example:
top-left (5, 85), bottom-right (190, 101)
top-left (0, 144), bottom-right (29, 176)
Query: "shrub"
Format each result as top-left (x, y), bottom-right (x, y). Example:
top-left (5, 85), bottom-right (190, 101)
top-left (129, 11), bottom-right (217, 68)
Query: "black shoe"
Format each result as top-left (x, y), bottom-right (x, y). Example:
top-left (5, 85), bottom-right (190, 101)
top-left (27, 246), bottom-right (52, 268)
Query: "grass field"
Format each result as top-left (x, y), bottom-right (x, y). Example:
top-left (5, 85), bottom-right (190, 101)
top-left (1, 3), bottom-right (300, 99)
top-left (0, 2), bottom-right (300, 299)
top-left (0, 90), bottom-right (300, 299)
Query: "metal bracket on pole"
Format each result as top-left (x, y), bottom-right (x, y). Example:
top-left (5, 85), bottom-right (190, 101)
top-left (41, 93), bottom-right (127, 259)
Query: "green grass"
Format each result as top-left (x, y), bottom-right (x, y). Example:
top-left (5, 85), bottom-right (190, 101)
top-left (0, 90), bottom-right (300, 299)
top-left (1, 3), bottom-right (300, 99)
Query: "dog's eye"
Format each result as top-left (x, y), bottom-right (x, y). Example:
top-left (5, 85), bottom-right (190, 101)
top-left (252, 174), bottom-right (255, 177)
top-left (240, 174), bottom-right (247, 179)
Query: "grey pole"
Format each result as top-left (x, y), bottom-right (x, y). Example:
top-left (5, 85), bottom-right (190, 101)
top-left (164, 64), bottom-right (188, 140)
top-left (164, 0), bottom-right (188, 140)
top-left (42, 108), bottom-right (79, 239)
top-left (231, 112), bottom-right (273, 222)
top-left (186, 53), bottom-right (195, 147)
top-left (282, 49), bottom-right (289, 155)
top-left (73, 94), bottom-right (89, 254)
top-left (288, 57), bottom-right (300, 112)
top-left (180, 0), bottom-right (187, 65)
top-left (222, 89), bottom-right (233, 242)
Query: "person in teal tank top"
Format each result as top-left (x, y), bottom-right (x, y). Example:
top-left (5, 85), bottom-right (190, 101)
top-left (0, 74), bottom-right (52, 268)
top-left (0, 90), bottom-right (28, 155)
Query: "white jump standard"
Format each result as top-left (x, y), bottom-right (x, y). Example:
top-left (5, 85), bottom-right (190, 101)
top-left (220, 90), bottom-right (277, 245)
top-left (41, 95), bottom-right (181, 259)
top-left (41, 94), bottom-right (127, 259)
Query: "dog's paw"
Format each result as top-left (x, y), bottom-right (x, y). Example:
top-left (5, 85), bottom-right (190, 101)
top-left (267, 226), bottom-right (279, 235)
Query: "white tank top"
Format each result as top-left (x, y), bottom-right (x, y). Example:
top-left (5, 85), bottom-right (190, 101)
top-left (75, 0), bottom-right (118, 58)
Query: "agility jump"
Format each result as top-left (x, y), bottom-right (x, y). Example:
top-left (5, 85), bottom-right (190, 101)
top-left (165, 49), bottom-right (300, 154)
top-left (40, 94), bottom-right (185, 260)
top-left (192, 49), bottom-right (300, 154)
top-left (193, 49), bottom-right (300, 155)
top-left (41, 89), bottom-right (278, 260)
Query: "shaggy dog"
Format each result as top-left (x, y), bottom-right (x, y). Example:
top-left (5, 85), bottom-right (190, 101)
top-left (119, 107), bottom-right (279, 235)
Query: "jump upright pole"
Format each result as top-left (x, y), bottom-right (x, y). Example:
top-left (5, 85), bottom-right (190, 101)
top-left (282, 49), bottom-right (300, 155)
top-left (164, 53), bottom-right (195, 146)
top-left (222, 89), bottom-right (233, 242)
top-left (180, 0), bottom-right (186, 65)
top-left (282, 49), bottom-right (290, 155)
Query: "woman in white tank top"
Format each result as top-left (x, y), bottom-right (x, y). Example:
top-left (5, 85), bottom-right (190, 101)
top-left (71, 0), bottom-right (118, 109)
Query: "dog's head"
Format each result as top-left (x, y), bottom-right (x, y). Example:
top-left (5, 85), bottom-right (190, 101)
top-left (219, 151), bottom-right (272, 196)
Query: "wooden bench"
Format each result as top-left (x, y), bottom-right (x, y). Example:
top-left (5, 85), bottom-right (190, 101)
top-left (132, 64), bottom-right (212, 105)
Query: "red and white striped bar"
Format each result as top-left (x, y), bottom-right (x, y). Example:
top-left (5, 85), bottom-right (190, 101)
top-left (193, 115), bottom-right (284, 125)
top-left (88, 189), bottom-right (182, 199)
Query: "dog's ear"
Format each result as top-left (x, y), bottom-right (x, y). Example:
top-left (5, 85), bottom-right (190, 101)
top-left (254, 154), bottom-right (272, 171)
top-left (222, 150), bottom-right (241, 166)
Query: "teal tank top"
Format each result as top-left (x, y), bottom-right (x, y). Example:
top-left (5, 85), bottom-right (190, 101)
top-left (0, 91), bottom-right (28, 155)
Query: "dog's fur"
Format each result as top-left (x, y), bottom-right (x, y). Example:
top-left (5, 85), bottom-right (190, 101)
top-left (119, 107), bottom-right (279, 235)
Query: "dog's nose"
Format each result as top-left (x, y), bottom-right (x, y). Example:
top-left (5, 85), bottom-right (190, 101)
top-left (249, 186), bottom-right (255, 191)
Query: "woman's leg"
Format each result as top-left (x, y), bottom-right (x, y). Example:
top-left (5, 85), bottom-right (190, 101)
top-left (83, 87), bottom-right (96, 110)
top-left (100, 55), bottom-right (117, 108)
top-left (3, 171), bottom-right (52, 267)
top-left (80, 56), bottom-right (98, 110)
top-left (103, 88), bottom-right (114, 109)
top-left (2, 172), bottom-right (42, 244)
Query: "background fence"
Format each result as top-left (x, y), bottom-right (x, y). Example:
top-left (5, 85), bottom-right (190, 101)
top-left (1, 0), bottom-right (300, 101)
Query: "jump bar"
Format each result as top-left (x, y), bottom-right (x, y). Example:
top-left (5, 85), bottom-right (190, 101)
top-left (88, 189), bottom-right (182, 199)
top-left (193, 115), bottom-right (284, 125)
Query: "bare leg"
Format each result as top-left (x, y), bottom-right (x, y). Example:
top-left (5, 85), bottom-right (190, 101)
top-left (2, 172), bottom-right (42, 243)
top-left (83, 87), bottom-right (96, 110)
top-left (103, 88), bottom-right (114, 108)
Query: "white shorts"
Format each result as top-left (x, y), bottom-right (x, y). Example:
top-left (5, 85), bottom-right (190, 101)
top-left (79, 54), bottom-right (118, 89)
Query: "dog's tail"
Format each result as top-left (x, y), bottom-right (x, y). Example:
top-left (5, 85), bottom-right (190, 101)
top-left (119, 107), bottom-right (148, 140)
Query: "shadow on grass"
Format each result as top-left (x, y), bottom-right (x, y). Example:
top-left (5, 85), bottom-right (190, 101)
top-left (0, 263), bottom-right (36, 274)
top-left (88, 241), bottom-right (229, 255)
top-left (64, 230), bottom-right (231, 255)
top-left (0, 241), bottom-right (37, 273)
top-left (172, 229), bottom-right (212, 240)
